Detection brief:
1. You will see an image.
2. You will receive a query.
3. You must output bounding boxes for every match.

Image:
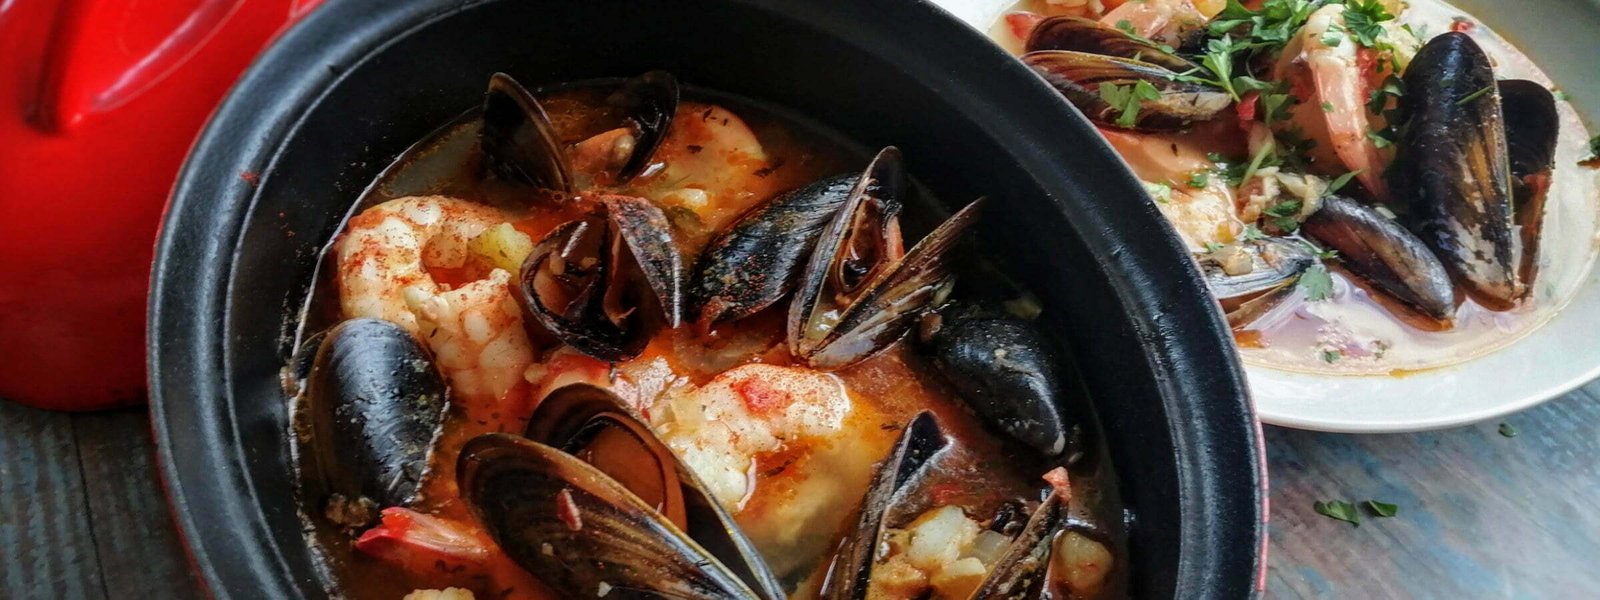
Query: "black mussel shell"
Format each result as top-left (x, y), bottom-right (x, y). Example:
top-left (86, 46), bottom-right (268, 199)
top-left (606, 70), bottom-right (680, 182)
top-left (821, 412), bottom-right (949, 599)
top-left (689, 174), bottom-right (858, 329)
top-left (1392, 32), bottom-right (1522, 309)
top-left (1500, 79), bottom-right (1559, 285)
top-left (457, 433), bottom-right (763, 599)
top-left (523, 384), bottom-right (785, 599)
top-left (299, 318), bottom-right (448, 514)
top-left (921, 304), bottom-right (1071, 458)
top-left (1025, 16), bottom-right (1200, 72)
top-left (1023, 50), bottom-right (1230, 131)
top-left (788, 147), bottom-right (906, 358)
top-left (970, 491), bottom-right (1069, 599)
top-left (797, 199), bottom-right (982, 370)
top-left (1302, 196), bottom-right (1456, 322)
top-left (481, 72), bottom-right (575, 194)
top-left (517, 196), bottom-right (684, 361)
top-left (1201, 238), bottom-right (1315, 301)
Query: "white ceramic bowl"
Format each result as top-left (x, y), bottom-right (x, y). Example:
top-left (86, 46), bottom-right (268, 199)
top-left (936, 0), bottom-right (1600, 432)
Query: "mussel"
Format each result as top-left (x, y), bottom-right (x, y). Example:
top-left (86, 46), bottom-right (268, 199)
top-left (690, 174), bottom-right (859, 328)
top-left (461, 383), bottom-right (785, 599)
top-left (296, 318), bottom-right (450, 527)
top-left (1390, 32), bottom-right (1554, 310)
top-left (1022, 17), bottom-right (1229, 131)
top-left (1200, 237), bottom-right (1316, 301)
top-left (480, 71), bottom-right (680, 193)
top-left (919, 304), bottom-right (1071, 458)
top-left (1302, 196), bottom-right (1456, 321)
top-left (786, 149), bottom-right (982, 369)
top-left (820, 412), bottom-right (1076, 599)
top-left (516, 195), bottom-right (684, 361)
top-left (1499, 79), bottom-right (1560, 285)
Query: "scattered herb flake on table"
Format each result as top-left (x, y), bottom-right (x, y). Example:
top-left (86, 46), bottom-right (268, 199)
top-left (1365, 500), bottom-right (1399, 518)
top-left (1314, 500), bottom-right (1361, 526)
top-left (1499, 422), bottom-right (1518, 438)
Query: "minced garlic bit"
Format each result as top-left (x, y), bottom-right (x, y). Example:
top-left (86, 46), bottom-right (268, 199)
top-left (1237, 167), bottom-right (1328, 225)
top-left (402, 588), bottom-right (474, 600)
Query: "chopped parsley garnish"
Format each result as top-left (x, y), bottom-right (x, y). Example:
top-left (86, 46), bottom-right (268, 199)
top-left (1115, 19), bottom-right (1177, 54)
top-left (1314, 500), bottom-right (1361, 526)
top-left (1188, 171), bottom-right (1211, 188)
top-left (1368, 76), bottom-right (1404, 115)
top-left (1553, 90), bottom-right (1571, 102)
top-left (1241, 224), bottom-right (1267, 241)
top-left (1366, 130), bottom-right (1394, 149)
top-left (1498, 422), bottom-right (1518, 438)
top-left (1456, 85), bottom-right (1493, 106)
top-left (1327, 169), bottom-right (1363, 194)
top-left (1340, 0), bottom-right (1395, 49)
top-left (1299, 264), bottom-right (1334, 300)
top-left (1586, 135), bottom-right (1600, 162)
top-left (1204, 241), bottom-right (1226, 253)
top-left (1099, 81), bottom-right (1163, 128)
top-left (1365, 500), bottom-right (1399, 518)
top-left (1142, 181), bottom-right (1175, 203)
top-left (1321, 349), bottom-right (1342, 363)
top-left (1322, 101), bottom-right (1336, 112)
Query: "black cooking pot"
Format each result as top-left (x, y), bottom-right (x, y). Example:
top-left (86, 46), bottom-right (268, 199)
top-left (149, 0), bottom-right (1263, 597)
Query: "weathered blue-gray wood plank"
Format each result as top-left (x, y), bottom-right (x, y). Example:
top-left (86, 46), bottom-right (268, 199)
top-left (74, 410), bottom-right (203, 600)
top-left (0, 401), bottom-right (106, 599)
top-left (1265, 378), bottom-right (1600, 599)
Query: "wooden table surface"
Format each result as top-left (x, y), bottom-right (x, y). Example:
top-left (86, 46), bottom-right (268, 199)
top-left (3, 377), bottom-right (1596, 599)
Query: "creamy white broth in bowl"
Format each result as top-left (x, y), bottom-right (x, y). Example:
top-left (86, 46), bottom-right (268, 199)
top-left (938, 0), bottom-right (1600, 430)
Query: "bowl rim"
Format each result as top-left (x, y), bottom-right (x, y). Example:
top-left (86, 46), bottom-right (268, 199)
top-left (147, 0), bottom-right (1266, 597)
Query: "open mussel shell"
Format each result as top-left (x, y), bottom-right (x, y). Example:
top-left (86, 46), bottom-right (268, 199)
top-left (921, 303), bottom-right (1070, 458)
top-left (516, 196), bottom-right (684, 361)
top-left (523, 383), bottom-right (785, 599)
top-left (1303, 196), bottom-right (1456, 322)
top-left (1025, 16), bottom-right (1199, 72)
top-left (822, 412), bottom-right (949, 599)
top-left (298, 318), bottom-right (449, 515)
top-left (1392, 32), bottom-right (1522, 309)
top-left (690, 173), bottom-right (858, 329)
top-left (481, 72), bottom-right (575, 194)
top-left (970, 491), bottom-right (1069, 599)
top-left (1022, 50), bottom-right (1230, 131)
top-left (1500, 79), bottom-right (1559, 285)
top-left (607, 70), bottom-right (680, 182)
top-left (788, 147), bottom-right (907, 358)
top-left (796, 199), bottom-right (982, 370)
top-left (457, 433), bottom-right (765, 599)
top-left (1201, 238), bottom-right (1315, 301)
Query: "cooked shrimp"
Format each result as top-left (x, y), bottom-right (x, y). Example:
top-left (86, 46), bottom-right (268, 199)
top-left (336, 195), bottom-right (536, 406)
top-left (636, 102), bottom-right (774, 232)
top-left (1274, 4), bottom-right (1417, 200)
top-left (1098, 0), bottom-right (1216, 47)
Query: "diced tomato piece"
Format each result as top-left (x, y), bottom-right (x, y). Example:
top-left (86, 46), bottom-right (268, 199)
top-left (1005, 11), bottom-right (1046, 41)
top-left (1235, 91), bottom-right (1260, 125)
top-left (1450, 18), bottom-right (1475, 33)
top-left (1042, 467), bottom-right (1073, 501)
top-left (732, 376), bottom-right (790, 414)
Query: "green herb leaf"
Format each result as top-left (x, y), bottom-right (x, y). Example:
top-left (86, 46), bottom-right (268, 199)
top-left (1498, 422), bottom-right (1518, 438)
top-left (1314, 500), bottom-right (1361, 526)
top-left (1322, 101), bottom-right (1336, 112)
top-left (1553, 90), bottom-right (1571, 102)
top-left (1328, 169), bottom-right (1364, 193)
top-left (1341, 0), bottom-right (1395, 49)
top-left (1588, 135), bottom-right (1600, 160)
top-left (1321, 349), bottom-right (1342, 363)
top-left (1188, 171), bottom-right (1211, 188)
top-left (1366, 130), bottom-right (1393, 149)
top-left (1456, 85), bottom-right (1493, 106)
top-left (1299, 264), bottom-right (1334, 301)
top-left (1365, 500), bottom-right (1399, 518)
top-left (1204, 241), bottom-right (1225, 253)
top-left (1241, 224), bottom-right (1267, 241)
top-left (1142, 181), bottom-right (1174, 203)
top-left (1265, 199), bottom-right (1303, 218)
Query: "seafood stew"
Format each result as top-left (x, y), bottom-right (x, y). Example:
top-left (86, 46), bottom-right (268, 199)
top-left (286, 72), bottom-right (1131, 599)
top-left (995, 0), bottom-right (1599, 376)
